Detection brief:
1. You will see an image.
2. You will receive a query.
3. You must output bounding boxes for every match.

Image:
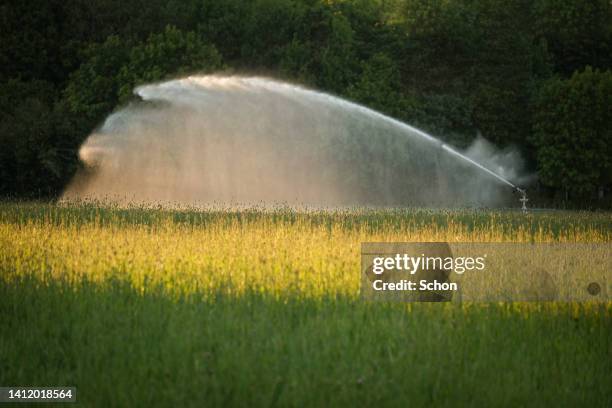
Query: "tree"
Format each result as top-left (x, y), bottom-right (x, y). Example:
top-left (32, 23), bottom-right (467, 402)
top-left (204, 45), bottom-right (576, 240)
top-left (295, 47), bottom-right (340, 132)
top-left (63, 35), bottom-right (133, 129)
top-left (400, 0), bottom-right (539, 146)
top-left (532, 67), bottom-right (612, 198)
top-left (278, 4), bottom-right (358, 93)
top-left (0, 79), bottom-right (75, 196)
top-left (532, 0), bottom-right (611, 76)
top-left (0, 0), bottom-right (64, 83)
top-left (117, 26), bottom-right (224, 101)
top-left (346, 53), bottom-right (415, 119)
top-left (63, 27), bottom-right (224, 126)
top-left (0, 0), bottom-right (610, 203)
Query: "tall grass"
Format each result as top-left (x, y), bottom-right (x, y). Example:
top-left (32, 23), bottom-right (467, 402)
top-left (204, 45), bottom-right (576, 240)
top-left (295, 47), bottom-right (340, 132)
top-left (0, 203), bottom-right (610, 406)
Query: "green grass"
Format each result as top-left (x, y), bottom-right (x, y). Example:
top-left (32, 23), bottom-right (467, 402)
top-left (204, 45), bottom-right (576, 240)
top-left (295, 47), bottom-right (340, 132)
top-left (0, 203), bottom-right (610, 407)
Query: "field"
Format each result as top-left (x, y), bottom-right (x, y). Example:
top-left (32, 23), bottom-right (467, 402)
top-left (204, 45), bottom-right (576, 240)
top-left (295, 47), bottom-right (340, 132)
top-left (0, 202), bottom-right (611, 407)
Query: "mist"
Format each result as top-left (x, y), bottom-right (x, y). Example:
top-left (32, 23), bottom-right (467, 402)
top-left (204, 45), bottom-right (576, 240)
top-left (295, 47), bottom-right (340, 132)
top-left (62, 76), bottom-right (532, 208)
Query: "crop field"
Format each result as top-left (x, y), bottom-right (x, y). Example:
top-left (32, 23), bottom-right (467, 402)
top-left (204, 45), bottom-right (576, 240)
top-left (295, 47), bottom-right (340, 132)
top-left (0, 202), bottom-right (611, 407)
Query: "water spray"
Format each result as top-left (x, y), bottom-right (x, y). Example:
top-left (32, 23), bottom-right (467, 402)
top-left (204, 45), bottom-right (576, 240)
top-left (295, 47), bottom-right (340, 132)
top-left (440, 144), bottom-right (528, 211)
top-left (64, 75), bottom-right (530, 208)
top-left (243, 77), bottom-right (529, 210)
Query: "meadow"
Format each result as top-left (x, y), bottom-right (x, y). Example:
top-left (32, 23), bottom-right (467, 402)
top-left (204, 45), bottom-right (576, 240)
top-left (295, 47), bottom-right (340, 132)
top-left (0, 202), bottom-right (610, 407)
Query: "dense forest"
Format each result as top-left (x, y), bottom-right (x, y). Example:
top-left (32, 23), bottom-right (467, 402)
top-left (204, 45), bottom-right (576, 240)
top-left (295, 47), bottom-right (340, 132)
top-left (1, 0), bottom-right (611, 206)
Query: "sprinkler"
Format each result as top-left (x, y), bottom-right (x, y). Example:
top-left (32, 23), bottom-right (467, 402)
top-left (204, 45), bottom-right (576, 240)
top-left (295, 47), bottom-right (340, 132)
top-left (516, 188), bottom-right (528, 213)
top-left (437, 143), bottom-right (529, 212)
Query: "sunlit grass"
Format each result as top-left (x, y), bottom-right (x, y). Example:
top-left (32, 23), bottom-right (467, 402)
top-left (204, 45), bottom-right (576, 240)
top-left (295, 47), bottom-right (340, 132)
top-left (0, 202), bottom-right (610, 406)
top-left (1, 202), bottom-right (610, 296)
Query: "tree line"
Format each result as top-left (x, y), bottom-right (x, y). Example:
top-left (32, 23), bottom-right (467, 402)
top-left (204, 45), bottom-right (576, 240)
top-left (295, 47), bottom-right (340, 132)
top-left (1, 0), bottom-right (610, 206)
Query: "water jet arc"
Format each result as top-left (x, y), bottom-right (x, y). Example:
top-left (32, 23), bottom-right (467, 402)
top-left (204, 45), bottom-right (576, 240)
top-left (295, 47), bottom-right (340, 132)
top-left (216, 77), bottom-right (526, 206)
top-left (64, 75), bottom-right (528, 208)
top-left (438, 144), bottom-right (527, 209)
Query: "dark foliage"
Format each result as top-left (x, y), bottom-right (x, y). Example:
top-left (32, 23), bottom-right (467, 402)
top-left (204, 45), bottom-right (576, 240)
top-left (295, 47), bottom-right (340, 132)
top-left (0, 0), bottom-right (610, 205)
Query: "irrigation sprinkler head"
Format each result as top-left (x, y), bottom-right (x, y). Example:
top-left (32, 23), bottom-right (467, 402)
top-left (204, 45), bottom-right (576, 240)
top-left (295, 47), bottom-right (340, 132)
top-left (516, 188), bottom-right (528, 212)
